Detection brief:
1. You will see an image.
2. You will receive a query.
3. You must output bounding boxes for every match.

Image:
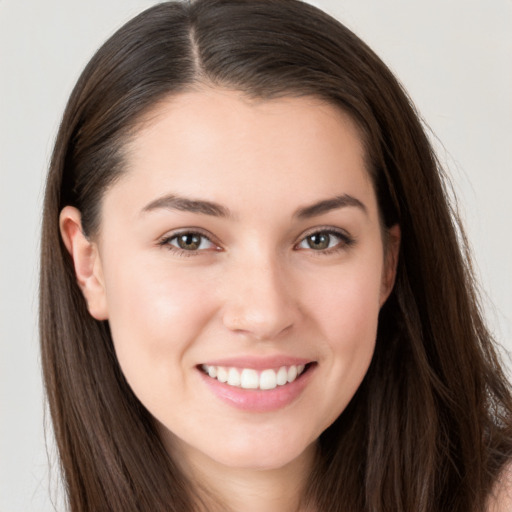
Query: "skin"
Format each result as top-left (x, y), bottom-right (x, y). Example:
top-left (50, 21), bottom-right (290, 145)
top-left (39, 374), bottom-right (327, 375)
top-left (60, 88), bottom-right (400, 511)
top-left (487, 466), bottom-right (512, 512)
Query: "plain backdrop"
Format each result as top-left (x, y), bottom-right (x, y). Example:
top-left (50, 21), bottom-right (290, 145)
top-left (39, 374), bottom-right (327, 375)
top-left (1, 1), bottom-right (511, 510)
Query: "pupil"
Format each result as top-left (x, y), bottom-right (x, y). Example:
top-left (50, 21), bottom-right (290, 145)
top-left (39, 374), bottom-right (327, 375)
top-left (178, 234), bottom-right (201, 250)
top-left (308, 233), bottom-right (329, 250)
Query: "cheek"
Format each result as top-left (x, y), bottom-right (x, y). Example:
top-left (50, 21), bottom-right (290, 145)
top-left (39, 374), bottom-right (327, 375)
top-left (101, 254), bottom-right (216, 387)
top-left (303, 257), bottom-right (383, 392)
top-left (308, 259), bottom-right (383, 341)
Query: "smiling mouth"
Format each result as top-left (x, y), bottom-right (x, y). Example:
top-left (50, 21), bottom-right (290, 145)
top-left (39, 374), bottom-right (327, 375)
top-left (199, 363), bottom-right (313, 391)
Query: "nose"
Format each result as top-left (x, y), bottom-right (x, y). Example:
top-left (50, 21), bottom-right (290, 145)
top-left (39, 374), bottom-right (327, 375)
top-left (220, 256), bottom-right (298, 341)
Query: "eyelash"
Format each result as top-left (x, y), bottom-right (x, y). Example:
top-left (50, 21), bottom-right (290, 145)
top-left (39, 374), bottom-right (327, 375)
top-left (157, 229), bottom-right (219, 257)
top-left (157, 228), bottom-right (355, 257)
top-left (295, 228), bottom-right (355, 255)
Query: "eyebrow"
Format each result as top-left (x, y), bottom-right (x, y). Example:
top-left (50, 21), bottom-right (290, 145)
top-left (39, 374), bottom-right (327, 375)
top-left (294, 194), bottom-right (367, 219)
top-left (141, 194), bottom-right (232, 218)
top-left (141, 193), bottom-right (366, 219)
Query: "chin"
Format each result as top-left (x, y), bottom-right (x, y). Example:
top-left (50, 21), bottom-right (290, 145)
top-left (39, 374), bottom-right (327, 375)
top-left (206, 433), bottom-right (317, 472)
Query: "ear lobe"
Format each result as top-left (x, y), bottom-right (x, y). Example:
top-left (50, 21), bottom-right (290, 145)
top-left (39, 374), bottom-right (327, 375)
top-left (380, 224), bottom-right (401, 306)
top-left (59, 206), bottom-right (109, 320)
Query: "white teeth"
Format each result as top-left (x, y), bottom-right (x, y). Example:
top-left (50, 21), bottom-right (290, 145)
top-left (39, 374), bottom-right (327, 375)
top-left (260, 369), bottom-right (277, 390)
top-left (227, 367), bottom-right (241, 387)
top-left (201, 363), bottom-right (308, 390)
top-left (276, 366), bottom-right (288, 386)
top-left (240, 369), bottom-right (259, 389)
top-left (217, 367), bottom-right (228, 383)
top-left (287, 365), bottom-right (297, 383)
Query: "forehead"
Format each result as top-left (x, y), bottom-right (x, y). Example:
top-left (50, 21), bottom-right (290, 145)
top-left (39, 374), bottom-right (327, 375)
top-left (110, 88), bottom-right (376, 221)
top-left (130, 88), bottom-right (367, 162)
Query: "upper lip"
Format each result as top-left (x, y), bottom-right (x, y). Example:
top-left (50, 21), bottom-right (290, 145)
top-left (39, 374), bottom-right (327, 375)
top-left (199, 355), bottom-right (313, 370)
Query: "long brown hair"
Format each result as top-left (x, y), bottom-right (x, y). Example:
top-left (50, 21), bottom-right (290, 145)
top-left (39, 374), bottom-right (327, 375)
top-left (40, 1), bottom-right (512, 510)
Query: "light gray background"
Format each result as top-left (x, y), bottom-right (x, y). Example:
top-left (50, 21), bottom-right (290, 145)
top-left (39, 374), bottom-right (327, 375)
top-left (1, 1), bottom-right (511, 510)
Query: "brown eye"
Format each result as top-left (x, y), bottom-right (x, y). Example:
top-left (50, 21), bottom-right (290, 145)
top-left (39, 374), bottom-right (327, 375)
top-left (163, 232), bottom-right (216, 252)
top-left (176, 233), bottom-right (202, 250)
top-left (305, 233), bottom-right (331, 250)
top-left (297, 229), bottom-right (354, 253)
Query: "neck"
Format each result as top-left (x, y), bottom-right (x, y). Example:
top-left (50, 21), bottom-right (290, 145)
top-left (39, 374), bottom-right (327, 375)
top-left (175, 441), bottom-right (318, 512)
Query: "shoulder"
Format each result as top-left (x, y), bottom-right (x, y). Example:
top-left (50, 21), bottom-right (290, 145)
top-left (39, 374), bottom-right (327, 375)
top-left (487, 462), bottom-right (512, 512)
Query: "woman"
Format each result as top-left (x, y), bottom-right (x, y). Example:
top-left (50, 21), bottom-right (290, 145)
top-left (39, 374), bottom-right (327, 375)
top-left (39, 0), bottom-right (512, 510)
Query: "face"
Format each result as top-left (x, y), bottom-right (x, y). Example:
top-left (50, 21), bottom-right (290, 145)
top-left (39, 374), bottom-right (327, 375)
top-left (62, 89), bottom-right (398, 475)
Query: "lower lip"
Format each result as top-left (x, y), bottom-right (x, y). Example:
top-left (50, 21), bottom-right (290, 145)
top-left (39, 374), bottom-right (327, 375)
top-left (198, 365), bottom-right (315, 412)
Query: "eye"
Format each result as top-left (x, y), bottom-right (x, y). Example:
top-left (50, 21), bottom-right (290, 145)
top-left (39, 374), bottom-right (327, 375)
top-left (296, 229), bottom-right (354, 252)
top-left (159, 231), bottom-right (218, 253)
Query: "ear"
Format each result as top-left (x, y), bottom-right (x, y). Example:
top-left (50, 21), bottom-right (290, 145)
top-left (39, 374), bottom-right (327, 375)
top-left (59, 206), bottom-right (109, 320)
top-left (380, 224), bottom-right (400, 306)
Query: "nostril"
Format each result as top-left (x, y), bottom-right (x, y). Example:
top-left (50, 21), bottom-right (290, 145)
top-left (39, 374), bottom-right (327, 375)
top-left (221, 307), bottom-right (295, 341)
